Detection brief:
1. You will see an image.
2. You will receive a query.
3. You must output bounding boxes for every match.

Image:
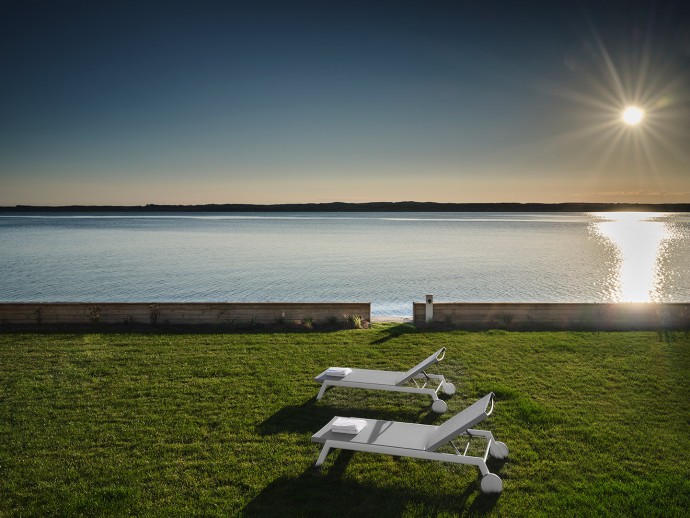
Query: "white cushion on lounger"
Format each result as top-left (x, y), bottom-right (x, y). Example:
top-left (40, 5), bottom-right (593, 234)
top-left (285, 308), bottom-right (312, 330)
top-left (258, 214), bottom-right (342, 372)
top-left (331, 417), bottom-right (367, 434)
top-left (325, 367), bottom-right (352, 377)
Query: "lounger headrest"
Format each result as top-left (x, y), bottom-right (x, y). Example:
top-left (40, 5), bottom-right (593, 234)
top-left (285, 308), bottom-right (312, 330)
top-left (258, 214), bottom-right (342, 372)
top-left (396, 347), bottom-right (446, 385)
top-left (426, 393), bottom-right (494, 451)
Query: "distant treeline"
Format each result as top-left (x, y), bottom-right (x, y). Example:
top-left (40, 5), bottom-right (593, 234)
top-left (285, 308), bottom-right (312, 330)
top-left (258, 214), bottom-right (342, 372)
top-left (2, 202), bottom-right (690, 212)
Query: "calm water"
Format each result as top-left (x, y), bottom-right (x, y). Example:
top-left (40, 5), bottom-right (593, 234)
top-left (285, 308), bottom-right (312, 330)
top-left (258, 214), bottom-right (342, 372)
top-left (1, 212), bottom-right (689, 317)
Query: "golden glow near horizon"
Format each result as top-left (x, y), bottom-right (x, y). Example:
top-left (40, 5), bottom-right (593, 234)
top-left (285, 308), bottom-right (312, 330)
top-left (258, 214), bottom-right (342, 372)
top-left (622, 106), bottom-right (644, 126)
top-left (590, 212), bottom-right (671, 302)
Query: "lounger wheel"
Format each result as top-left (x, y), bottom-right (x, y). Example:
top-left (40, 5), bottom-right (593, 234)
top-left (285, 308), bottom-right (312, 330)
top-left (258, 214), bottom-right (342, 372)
top-left (441, 382), bottom-right (456, 396)
top-left (489, 440), bottom-right (509, 460)
top-left (431, 399), bottom-right (448, 414)
top-left (480, 473), bottom-right (503, 494)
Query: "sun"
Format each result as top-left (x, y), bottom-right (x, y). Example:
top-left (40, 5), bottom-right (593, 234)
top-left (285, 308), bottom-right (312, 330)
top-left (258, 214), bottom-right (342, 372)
top-left (622, 106), bottom-right (644, 126)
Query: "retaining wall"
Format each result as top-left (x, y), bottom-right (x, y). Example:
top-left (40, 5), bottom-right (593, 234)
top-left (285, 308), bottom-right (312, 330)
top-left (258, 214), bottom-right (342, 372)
top-left (0, 302), bottom-right (371, 329)
top-left (2, 302), bottom-right (687, 331)
top-left (413, 302), bottom-right (690, 330)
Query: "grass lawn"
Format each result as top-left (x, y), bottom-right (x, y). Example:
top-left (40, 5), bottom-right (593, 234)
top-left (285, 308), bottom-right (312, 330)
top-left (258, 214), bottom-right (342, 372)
top-left (1, 325), bottom-right (689, 516)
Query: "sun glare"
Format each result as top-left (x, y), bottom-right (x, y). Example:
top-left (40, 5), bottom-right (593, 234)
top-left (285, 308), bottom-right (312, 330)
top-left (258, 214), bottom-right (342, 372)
top-left (622, 106), bottom-right (644, 126)
top-left (590, 212), bottom-right (670, 302)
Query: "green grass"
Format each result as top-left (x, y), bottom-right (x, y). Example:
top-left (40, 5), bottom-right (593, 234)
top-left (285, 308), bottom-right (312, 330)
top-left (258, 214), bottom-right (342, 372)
top-left (1, 325), bottom-right (689, 516)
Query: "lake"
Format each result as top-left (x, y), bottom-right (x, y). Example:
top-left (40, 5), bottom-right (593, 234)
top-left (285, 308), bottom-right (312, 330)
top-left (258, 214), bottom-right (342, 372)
top-left (1, 212), bottom-right (689, 317)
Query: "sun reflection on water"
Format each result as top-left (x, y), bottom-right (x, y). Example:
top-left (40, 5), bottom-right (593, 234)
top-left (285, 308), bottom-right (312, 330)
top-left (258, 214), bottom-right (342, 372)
top-left (589, 212), bottom-right (673, 302)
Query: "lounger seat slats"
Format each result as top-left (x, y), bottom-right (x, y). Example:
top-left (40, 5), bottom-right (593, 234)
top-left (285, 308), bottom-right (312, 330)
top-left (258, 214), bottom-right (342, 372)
top-left (312, 418), bottom-right (432, 450)
top-left (312, 392), bottom-right (494, 452)
top-left (314, 368), bottom-right (405, 386)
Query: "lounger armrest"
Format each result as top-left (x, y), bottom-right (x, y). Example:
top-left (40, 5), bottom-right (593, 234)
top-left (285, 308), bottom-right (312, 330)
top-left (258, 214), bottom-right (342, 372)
top-left (486, 393), bottom-right (494, 417)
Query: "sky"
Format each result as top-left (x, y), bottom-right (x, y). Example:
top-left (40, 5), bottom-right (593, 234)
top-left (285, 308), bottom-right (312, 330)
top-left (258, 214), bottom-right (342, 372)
top-left (1, 0), bottom-right (689, 206)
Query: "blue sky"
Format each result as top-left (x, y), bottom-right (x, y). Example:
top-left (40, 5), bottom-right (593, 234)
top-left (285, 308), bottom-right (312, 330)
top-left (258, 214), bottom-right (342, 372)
top-left (1, 0), bottom-right (689, 205)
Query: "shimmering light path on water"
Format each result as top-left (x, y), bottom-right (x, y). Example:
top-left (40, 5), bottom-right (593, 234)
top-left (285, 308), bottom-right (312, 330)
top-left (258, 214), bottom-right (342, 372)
top-left (1, 212), bottom-right (688, 317)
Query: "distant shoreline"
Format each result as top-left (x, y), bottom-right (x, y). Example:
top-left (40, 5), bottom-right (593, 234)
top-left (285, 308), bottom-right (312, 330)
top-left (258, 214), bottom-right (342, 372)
top-left (1, 202), bottom-right (690, 213)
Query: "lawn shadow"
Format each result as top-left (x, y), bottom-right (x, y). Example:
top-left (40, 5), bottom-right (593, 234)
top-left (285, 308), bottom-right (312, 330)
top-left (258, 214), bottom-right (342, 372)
top-left (369, 323), bottom-right (417, 345)
top-left (242, 456), bottom-right (499, 517)
top-left (256, 397), bottom-right (339, 435)
top-left (257, 397), bottom-right (439, 436)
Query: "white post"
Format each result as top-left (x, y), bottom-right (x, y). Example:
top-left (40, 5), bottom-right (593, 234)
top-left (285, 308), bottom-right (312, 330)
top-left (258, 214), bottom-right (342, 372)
top-left (425, 294), bottom-right (434, 322)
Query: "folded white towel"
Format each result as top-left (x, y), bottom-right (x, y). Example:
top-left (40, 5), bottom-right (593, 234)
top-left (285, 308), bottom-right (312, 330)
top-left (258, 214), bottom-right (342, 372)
top-left (325, 367), bottom-right (352, 377)
top-left (331, 417), bottom-right (367, 434)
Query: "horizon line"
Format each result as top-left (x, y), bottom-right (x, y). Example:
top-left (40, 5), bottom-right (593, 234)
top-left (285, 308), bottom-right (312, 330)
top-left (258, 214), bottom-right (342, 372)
top-left (2, 201), bottom-right (690, 212)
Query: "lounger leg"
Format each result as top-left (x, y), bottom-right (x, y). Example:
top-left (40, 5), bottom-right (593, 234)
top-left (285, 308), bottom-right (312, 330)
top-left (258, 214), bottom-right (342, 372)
top-left (316, 383), bottom-right (330, 400)
top-left (476, 462), bottom-right (490, 477)
top-left (315, 444), bottom-right (332, 467)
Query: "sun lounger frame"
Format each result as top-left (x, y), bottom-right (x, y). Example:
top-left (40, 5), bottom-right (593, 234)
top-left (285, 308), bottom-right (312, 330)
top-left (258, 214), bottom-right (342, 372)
top-left (314, 348), bottom-right (456, 413)
top-left (311, 393), bottom-right (508, 493)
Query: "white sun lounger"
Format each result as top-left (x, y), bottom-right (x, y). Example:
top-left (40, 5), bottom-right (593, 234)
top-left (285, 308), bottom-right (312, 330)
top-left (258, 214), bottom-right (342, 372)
top-left (311, 392), bottom-right (508, 494)
top-left (314, 347), bottom-right (456, 413)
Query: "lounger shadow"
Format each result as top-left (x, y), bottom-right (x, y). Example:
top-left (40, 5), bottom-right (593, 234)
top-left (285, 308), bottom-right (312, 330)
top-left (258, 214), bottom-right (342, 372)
top-left (311, 392), bottom-right (508, 494)
top-left (314, 347), bottom-right (456, 413)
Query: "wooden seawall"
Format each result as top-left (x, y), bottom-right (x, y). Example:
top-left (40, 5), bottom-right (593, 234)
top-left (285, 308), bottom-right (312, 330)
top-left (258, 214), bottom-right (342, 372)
top-left (413, 302), bottom-right (690, 331)
top-left (0, 302), bottom-right (371, 329)
top-left (1, 302), bottom-right (687, 331)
